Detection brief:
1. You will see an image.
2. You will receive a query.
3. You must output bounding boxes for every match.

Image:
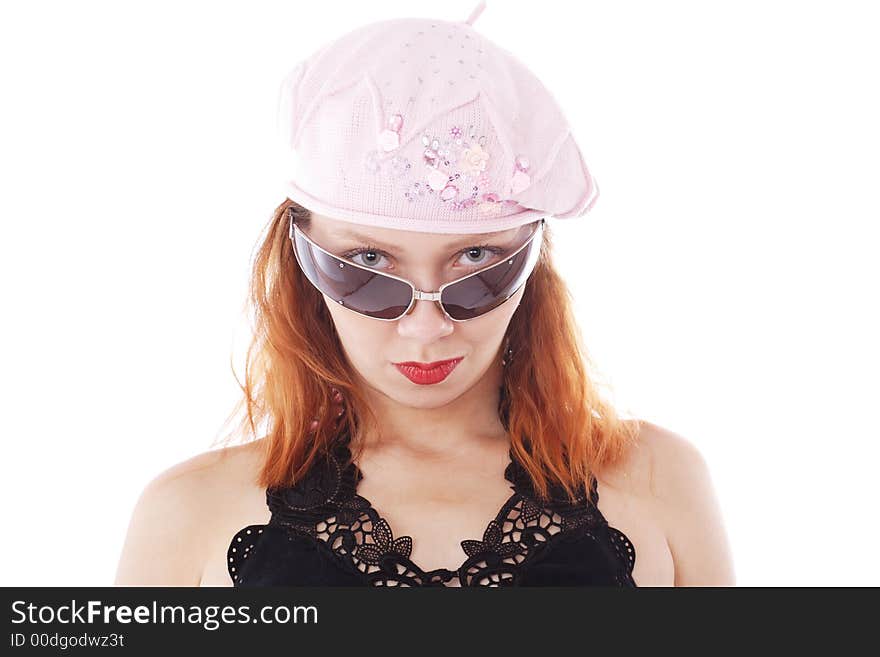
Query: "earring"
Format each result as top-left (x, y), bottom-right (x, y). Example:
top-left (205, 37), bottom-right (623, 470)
top-left (309, 387), bottom-right (346, 432)
top-left (501, 338), bottom-right (514, 367)
top-left (331, 387), bottom-right (345, 417)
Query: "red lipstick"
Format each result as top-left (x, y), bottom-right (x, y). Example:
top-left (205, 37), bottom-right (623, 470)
top-left (393, 357), bottom-right (463, 385)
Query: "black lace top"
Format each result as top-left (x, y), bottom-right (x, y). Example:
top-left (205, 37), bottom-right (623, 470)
top-left (227, 433), bottom-right (637, 587)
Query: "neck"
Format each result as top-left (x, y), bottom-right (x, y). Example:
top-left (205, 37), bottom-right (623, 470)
top-left (350, 362), bottom-right (510, 463)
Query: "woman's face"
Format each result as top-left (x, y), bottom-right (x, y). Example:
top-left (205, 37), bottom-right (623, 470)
top-left (302, 212), bottom-right (534, 408)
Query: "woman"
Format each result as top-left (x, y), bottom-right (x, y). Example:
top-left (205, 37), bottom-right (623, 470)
top-left (115, 2), bottom-right (735, 587)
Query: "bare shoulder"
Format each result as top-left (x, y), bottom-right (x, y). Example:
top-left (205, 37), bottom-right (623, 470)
top-left (628, 420), bottom-right (737, 586)
top-left (114, 439), bottom-right (266, 586)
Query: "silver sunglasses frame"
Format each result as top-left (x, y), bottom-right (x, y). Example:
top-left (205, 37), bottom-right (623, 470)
top-left (288, 210), bottom-right (545, 323)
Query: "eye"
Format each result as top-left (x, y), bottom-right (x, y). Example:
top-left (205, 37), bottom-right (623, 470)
top-left (457, 244), bottom-right (504, 268)
top-left (341, 246), bottom-right (391, 269)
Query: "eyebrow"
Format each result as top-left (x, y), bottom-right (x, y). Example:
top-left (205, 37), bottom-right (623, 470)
top-left (327, 228), bottom-right (507, 252)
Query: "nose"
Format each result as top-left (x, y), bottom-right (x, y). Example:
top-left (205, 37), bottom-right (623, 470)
top-left (396, 288), bottom-right (454, 341)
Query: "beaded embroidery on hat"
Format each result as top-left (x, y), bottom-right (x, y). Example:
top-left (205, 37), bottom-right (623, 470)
top-left (364, 118), bottom-right (523, 216)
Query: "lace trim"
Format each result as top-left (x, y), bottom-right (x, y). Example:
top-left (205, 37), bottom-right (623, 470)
top-left (228, 434), bottom-right (636, 586)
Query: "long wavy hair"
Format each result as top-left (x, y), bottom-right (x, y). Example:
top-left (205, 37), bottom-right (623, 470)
top-left (213, 198), bottom-right (640, 504)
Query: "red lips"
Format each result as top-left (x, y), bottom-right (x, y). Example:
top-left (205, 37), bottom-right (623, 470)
top-left (394, 358), bottom-right (462, 369)
top-left (393, 357), bottom-right (463, 385)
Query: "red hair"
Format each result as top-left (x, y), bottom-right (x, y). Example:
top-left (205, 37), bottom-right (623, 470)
top-left (214, 199), bottom-right (640, 503)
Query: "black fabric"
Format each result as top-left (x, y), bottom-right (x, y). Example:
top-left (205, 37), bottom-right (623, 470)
top-left (228, 432), bottom-right (637, 587)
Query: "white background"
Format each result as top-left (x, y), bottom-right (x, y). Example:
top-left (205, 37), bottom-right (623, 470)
top-left (1, 0), bottom-right (877, 586)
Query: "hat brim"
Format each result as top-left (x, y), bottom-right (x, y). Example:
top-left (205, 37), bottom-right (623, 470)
top-left (282, 178), bottom-right (550, 235)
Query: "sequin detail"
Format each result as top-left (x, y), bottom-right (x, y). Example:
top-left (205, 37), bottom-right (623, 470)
top-left (364, 116), bottom-right (519, 214)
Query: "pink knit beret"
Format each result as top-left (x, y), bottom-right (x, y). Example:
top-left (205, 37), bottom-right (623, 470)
top-left (276, 1), bottom-right (599, 234)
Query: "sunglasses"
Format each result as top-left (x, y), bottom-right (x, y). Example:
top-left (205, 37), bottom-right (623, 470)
top-left (288, 210), bottom-right (545, 322)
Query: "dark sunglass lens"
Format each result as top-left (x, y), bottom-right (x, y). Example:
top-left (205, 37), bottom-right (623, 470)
top-left (292, 230), bottom-right (412, 320)
top-left (441, 227), bottom-right (541, 320)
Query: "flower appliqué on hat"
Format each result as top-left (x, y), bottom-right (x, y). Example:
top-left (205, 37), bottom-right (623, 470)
top-left (364, 150), bottom-right (412, 178)
top-left (377, 113), bottom-right (403, 152)
top-left (509, 155), bottom-right (531, 194)
top-left (477, 192), bottom-right (504, 216)
top-left (460, 143), bottom-right (489, 176)
top-left (364, 113), bottom-right (411, 179)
